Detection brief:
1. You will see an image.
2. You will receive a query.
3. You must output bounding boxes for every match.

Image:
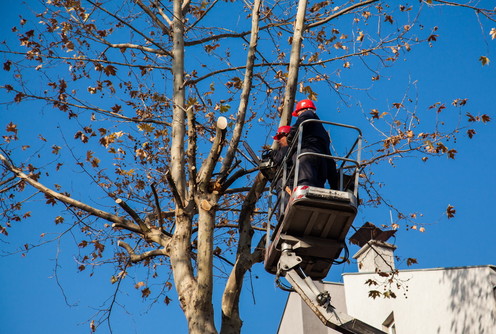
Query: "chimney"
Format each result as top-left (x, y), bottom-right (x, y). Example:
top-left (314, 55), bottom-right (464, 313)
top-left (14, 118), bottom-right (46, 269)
top-left (352, 240), bottom-right (397, 273)
top-left (349, 222), bottom-right (397, 273)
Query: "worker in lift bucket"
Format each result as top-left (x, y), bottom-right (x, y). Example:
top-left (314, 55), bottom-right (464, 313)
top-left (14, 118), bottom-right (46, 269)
top-left (287, 99), bottom-right (338, 189)
top-left (271, 125), bottom-right (293, 219)
top-left (271, 125), bottom-right (291, 165)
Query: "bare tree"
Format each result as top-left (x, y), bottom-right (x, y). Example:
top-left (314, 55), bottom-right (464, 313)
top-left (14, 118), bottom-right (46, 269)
top-left (0, 0), bottom-right (493, 333)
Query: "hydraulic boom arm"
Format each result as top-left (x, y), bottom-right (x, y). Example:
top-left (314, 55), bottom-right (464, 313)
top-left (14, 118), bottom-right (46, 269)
top-left (278, 244), bottom-right (385, 334)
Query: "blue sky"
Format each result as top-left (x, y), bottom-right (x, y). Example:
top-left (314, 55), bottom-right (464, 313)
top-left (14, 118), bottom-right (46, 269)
top-left (1, 2), bottom-right (495, 334)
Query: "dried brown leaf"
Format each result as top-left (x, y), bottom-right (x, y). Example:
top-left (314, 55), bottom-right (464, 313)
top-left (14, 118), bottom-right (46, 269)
top-left (446, 205), bottom-right (456, 219)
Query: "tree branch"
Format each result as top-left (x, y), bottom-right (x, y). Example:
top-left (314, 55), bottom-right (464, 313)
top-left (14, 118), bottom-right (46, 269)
top-left (219, 0), bottom-right (261, 181)
top-left (155, 0), bottom-right (173, 25)
top-left (306, 0), bottom-right (379, 30)
top-left (223, 187), bottom-right (253, 194)
top-left (214, 222), bottom-right (267, 232)
top-left (115, 198), bottom-right (150, 233)
top-left (429, 0), bottom-right (496, 12)
top-left (0, 152), bottom-right (140, 233)
top-left (184, 22), bottom-right (290, 47)
top-left (280, 0), bottom-right (307, 126)
top-left (197, 117), bottom-right (227, 191)
top-left (221, 166), bottom-right (260, 193)
top-left (170, 0), bottom-right (187, 201)
top-left (429, 0), bottom-right (496, 22)
top-left (0, 175), bottom-right (17, 188)
top-left (185, 0), bottom-right (218, 32)
top-left (181, 0), bottom-right (192, 16)
top-left (151, 183), bottom-right (166, 231)
top-left (221, 171), bottom-right (267, 333)
top-left (86, 0), bottom-right (173, 57)
top-left (184, 105), bottom-right (198, 195)
top-left (98, 41), bottom-right (170, 56)
top-left (0, 50), bottom-right (172, 71)
top-left (186, 45), bottom-right (385, 86)
top-left (134, 0), bottom-right (171, 35)
top-left (221, 173), bottom-right (267, 333)
top-left (118, 240), bottom-right (169, 262)
top-left (1, 87), bottom-right (171, 126)
top-left (164, 169), bottom-right (185, 209)
top-left (250, 235), bottom-right (267, 264)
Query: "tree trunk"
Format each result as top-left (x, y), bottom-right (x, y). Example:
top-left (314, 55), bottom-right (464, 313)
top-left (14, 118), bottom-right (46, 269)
top-left (169, 1), bottom-right (216, 333)
top-left (194, 193), bottom-right (218, 332)
top-left (280, 0), bottom-right (308, 125)
top-left (185, 296), bottom-right (218, 334)
top-left (171, 0), bottom-right (186, 199)
top-left (221, 172), bottom-right (267, 334)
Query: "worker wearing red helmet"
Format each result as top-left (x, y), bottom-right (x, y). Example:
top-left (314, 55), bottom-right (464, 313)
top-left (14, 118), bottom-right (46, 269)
top-left (273, 126), bottom-right (292, 139)
top-left (287, 99), bottom-right (338, 189)
top-left (271, 125), bottom-right (293, 219)
top-left (271, 125), bottom-right (292, 176)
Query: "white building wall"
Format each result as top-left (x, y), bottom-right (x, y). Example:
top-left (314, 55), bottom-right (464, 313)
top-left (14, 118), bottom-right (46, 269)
top-left (343, 266), bottom-right (496, 334)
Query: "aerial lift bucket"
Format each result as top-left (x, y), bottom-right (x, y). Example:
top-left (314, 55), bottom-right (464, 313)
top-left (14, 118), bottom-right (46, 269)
top-left (262, 121), bottom-right (385, 333)
top-left (264, 120), bottom-right (362, 279)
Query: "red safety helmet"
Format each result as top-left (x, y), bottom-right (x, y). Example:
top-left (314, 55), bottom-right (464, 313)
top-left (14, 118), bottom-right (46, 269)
top-left (273, 125), bottom-right (291, 140)
top-left (292, 99), bottom-right (316, 117)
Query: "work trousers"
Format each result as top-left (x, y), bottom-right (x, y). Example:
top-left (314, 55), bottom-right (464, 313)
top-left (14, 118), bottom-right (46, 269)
top-left (294, 149), bottom-right (338, 189)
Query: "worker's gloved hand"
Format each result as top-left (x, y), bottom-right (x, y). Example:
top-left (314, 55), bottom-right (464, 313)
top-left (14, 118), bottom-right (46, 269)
top-left (261, 149), bottom-right (273, 163)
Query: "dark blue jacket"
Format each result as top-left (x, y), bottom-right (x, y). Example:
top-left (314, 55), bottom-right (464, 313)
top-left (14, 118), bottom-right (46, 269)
top-left (287, 109), bottom-right (330, 154)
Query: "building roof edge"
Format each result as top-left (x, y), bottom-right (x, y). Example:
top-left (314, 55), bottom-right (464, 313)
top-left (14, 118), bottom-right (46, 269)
top-left (341, 264), bottom-right (496, 276)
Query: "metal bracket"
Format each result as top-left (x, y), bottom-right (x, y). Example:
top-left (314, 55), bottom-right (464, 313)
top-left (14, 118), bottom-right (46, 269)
top-left (277, 248), bottom-right (302, 275)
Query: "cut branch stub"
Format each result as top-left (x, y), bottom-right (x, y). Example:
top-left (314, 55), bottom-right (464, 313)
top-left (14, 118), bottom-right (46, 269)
top-left (217, 116), bottom-right (228, 130)
top-left (116, 198), bottom-right (150, 233)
